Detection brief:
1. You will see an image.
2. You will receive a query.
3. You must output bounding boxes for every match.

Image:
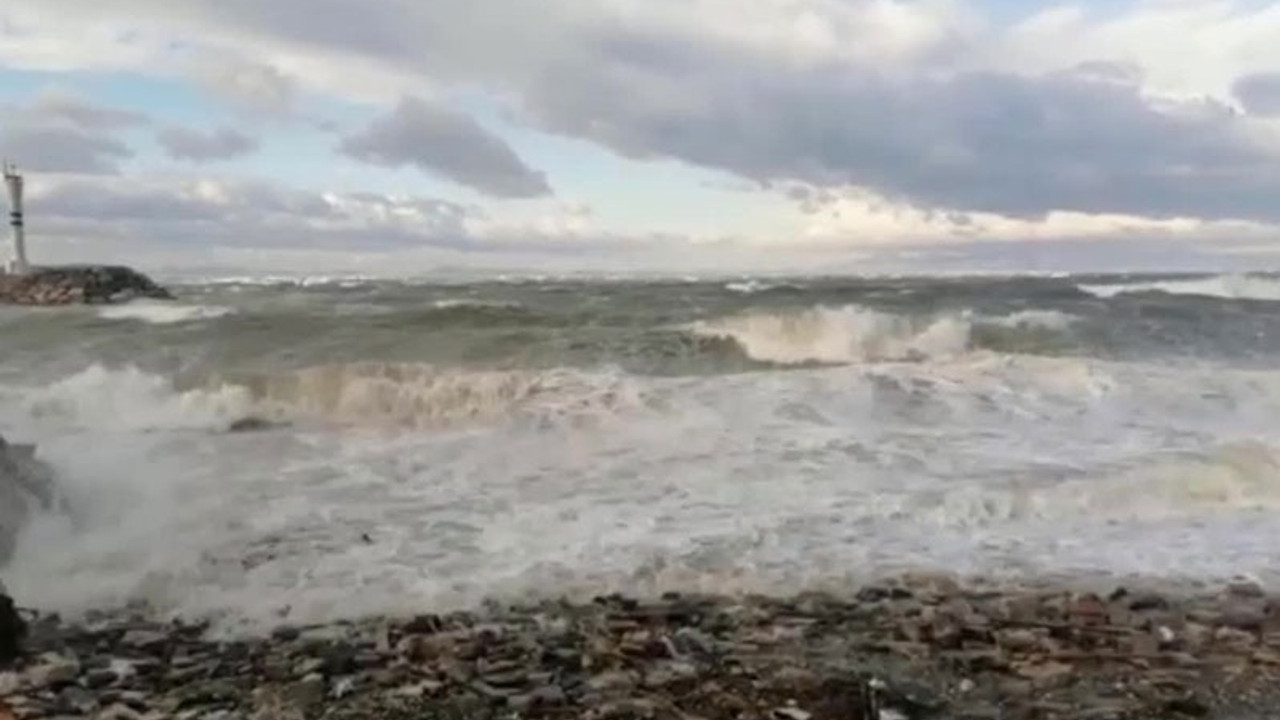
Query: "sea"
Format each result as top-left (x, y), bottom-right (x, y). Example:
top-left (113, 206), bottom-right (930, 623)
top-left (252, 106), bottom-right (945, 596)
top-left (3, 271), bottom-right (1280, 632)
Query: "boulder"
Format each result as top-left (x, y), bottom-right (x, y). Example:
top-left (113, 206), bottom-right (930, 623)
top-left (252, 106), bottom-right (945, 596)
top-left (0, 590), bottom-right (23, 666)
top-left (0, 434), bottom-right (63, 566)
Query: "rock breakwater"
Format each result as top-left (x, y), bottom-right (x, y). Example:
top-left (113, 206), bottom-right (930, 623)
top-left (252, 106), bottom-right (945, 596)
top-left (4, 576), bottom-right (1280, 719)
top-left (0, 266), bottom-right (171, 305)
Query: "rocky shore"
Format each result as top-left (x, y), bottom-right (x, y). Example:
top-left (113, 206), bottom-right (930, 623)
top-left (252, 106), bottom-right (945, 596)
top-left (4, 576), bottom-right (1280, 719)
top-left (0, 266), bottom-right (171, 305)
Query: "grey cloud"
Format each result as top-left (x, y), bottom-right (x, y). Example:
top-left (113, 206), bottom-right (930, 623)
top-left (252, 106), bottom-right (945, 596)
top-left (147, 0), bottom-right (1280, 220)
top-left (157, 126), bottom-right (259, 161)
top-left (1233, 73), bottom-right (1280, 117)
top-left (16, 0), bottom-right (1280, 220)
top-left (0, 92), bottom-right (143, 173)
top-left (339, 96), bottom-right (551, 198)
top-left (0, 125), bottom-right (133, 174)
top-left (31, 90), bottom-right (150, 129)
top-left (512, 25), bottom-right (1280, 222)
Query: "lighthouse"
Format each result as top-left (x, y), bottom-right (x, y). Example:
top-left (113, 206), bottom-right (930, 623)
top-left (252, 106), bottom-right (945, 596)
top-left (3, 161), bottom-right (28, 275)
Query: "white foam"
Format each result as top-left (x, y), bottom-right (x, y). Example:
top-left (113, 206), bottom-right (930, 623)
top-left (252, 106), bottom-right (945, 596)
top-left (1079, 274), bottom-right (1280, 301)
top-left (690, 305), bottom-right (971, 364)
top-left (7, 354), bottom-right (1280, 632)
top-left (989, 309), bottom-right (1077, 331)
top-left (430, 298), bottom-right (523, 310)
top-left (724, 280), bottom-right (800, 294)
top-left (97, 302), bottom-right (234, 325)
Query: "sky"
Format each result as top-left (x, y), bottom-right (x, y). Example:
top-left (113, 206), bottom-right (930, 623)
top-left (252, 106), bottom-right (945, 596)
top-left (2, 0), bottom-right (1280, 277)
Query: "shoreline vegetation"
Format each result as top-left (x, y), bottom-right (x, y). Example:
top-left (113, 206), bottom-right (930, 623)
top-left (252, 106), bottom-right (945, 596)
top-left (4, 574), bottom-right (1280, 719)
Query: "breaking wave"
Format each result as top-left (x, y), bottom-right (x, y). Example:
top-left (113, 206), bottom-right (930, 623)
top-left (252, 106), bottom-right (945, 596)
top-left (688, 306), bottom-right (1074, 365)
top-left (724, 280), bottom-right (803, 294)
top-left (990, 309), bottom-right (1077, 331)
top-left (1078, 275), bottom-right (1280, 302)
top-left (8, 362), bottom-right (656, 433)
top-left (96, 302), bottom-right (235, 325)
top-left (689, 306), bottom-right (971, 365)
top-left (430, 298), bottom-right (524, 311)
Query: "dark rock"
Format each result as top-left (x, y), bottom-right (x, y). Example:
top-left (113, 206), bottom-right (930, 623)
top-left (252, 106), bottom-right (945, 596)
top-left (84, 668), bottom-right (119, 689)
top-left (1, 434), bottom-right (67, 567)
top-left (1128, 592), bottom-right (1171, 612)
top-left (225, 417), bottom-right (278, 434)
top-left (1164, 694), bottom-right (1211, 717)
top-left (0, 591), bottom-right (26, 666)
top-left (287, 672), bottom-right (326, 709)
top-left (56, 684), bottom-right (98, 714)
top-left (119, 628), bottom-right (169, 652)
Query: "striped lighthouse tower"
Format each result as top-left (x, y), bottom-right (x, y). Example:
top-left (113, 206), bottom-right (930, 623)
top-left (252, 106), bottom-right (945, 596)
top-left (3, 161), bottom-right (28, 275)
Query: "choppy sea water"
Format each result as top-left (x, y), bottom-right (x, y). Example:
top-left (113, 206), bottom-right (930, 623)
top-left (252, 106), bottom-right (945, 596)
top-left (4, 271), bottom-right (1280, 632)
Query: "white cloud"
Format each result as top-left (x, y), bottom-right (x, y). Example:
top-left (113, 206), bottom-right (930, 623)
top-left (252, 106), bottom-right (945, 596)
top-left (187, 52), bottom-right (298, 118)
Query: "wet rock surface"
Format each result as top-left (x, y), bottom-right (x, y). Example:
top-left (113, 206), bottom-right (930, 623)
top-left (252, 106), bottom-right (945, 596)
top-left (0, 265), bottom-right (171, 305)
top-left (4, 579), bottom-right (1280, 718)
top-left (0, 435), bottom-right (64, 567)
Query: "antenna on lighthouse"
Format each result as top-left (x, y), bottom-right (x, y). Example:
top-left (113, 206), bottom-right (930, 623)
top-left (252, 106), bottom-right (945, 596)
top-left (3, 160), bottom-right (29, 275)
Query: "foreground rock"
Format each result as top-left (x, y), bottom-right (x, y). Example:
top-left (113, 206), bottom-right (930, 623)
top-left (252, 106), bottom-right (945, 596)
top-left (0, 266), bottom-right (172, 305)
top-left (5, 578), bottom-right (1280, 719)
top-left (0, 435), bottom-right (63, 567)
top-left (0, 587), bottom-right (25, 667)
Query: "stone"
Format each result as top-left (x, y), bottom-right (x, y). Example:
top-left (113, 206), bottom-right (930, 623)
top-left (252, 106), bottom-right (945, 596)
top-left (1131, 591), bottom-right (1172, 607)
top-left (587, 670), bottom-right (639, 695)
top-left (85, 668), bottom-right (119, 689)
top-left (120, 629), bottom-right (169, 652)
top-left (287, 673), bottom-right (326, 710)
top-left (1068, 593), bottom-right (1109, 626)
top-left (98, 705), bottom-right (145, 720)
top-left (1218, 601), bottom-right (1268, 631)
top-left (1227, 581), bottom-right (1265, 599)
top-left (995, 628), bottom-right (1040, 652)
top-left (1, 435), bottom-right (66, 569)
top-left (673, 627), bottom-right (716, 657)
top-left (226, 417), bottom-right (276, 434)
top-left (1011, 660), bottom-right (1074, 685)
top-left (642, 661), bottom-right (698, 688)
top-left (330, 675), bottom-right (359, 700)
top-left (25, 652), bottom-right (80, 689)
top-left (0, 593), bottom-right (25, 667)
top-left (56, 685), bottom-right (97, 714)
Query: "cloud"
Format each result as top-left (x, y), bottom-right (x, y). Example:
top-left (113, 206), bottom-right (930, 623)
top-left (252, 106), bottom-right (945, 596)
top-left (156, 126), bottom-right (259, 162)
top-left (0, 127), bottom-right (133, 174)
top-left (187, 52), bottom-right (298, 119)
top-left (30, 90), bottom-right (150, 129)
top-left (0, 91), bottom-right (142, 173)
top-left (25, 174), bottom-right (476, 251)
top-left (338, 96), bottom-right (551, 198)
top-left (10, 0), bottom-right (1280, 220)
top-left (6, 0), bottom-right (1280, 255)
top-left (1234, 73), bottom-right (1280, 117)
